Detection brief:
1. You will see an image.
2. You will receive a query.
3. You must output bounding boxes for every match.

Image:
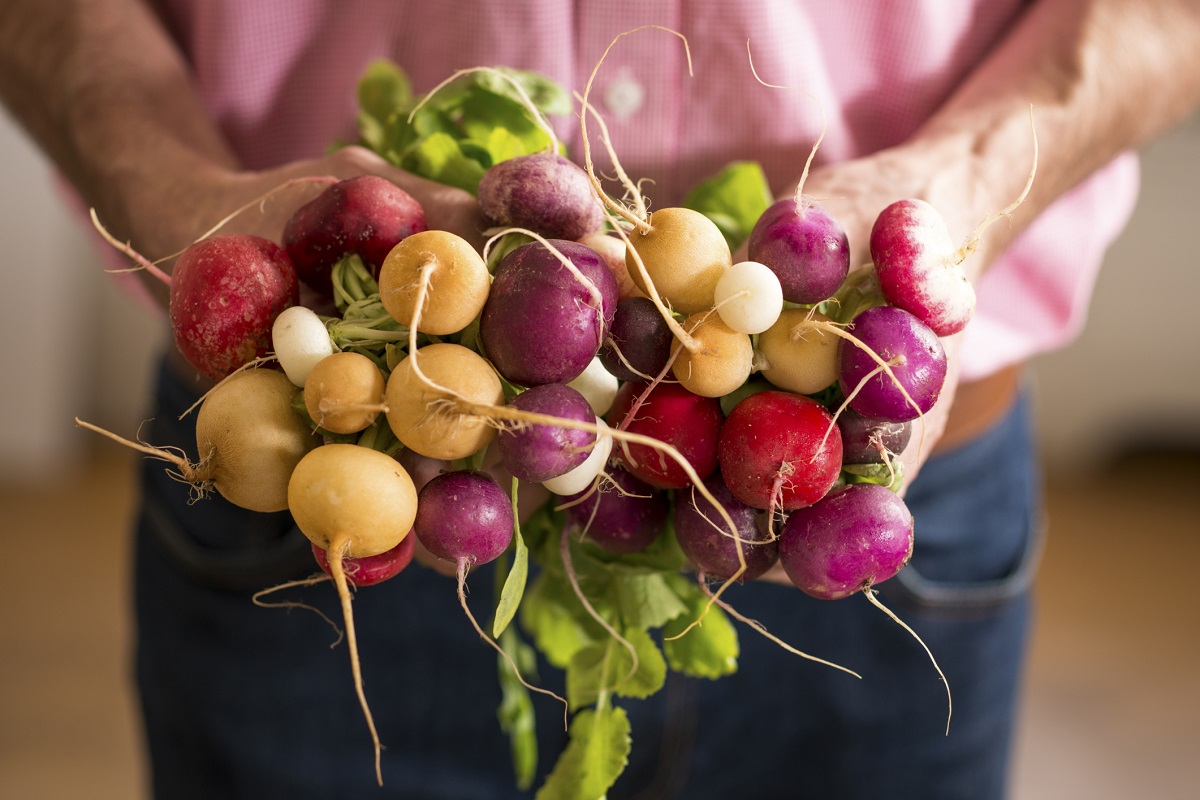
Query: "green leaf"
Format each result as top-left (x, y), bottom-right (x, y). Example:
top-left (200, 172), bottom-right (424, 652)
top-left (497, 626), bottom-right (539, 791)
top-left (400, 132), bottom-right (488, 193)
top-left (612, 571), bottom-right (687, 630)
top-left (493, 479), bottom-right (530, 638)
top-left (476, 67), bottom-right (573, 117)
top-left (356, 59), bottom-right (412, 152)
top-left (842, 461), bottom-right (906, 493)
top-left (520, 573), bottom-right (600, 669)
top-left (682, 160), bottom-right (774, 251)
top-left (661, 575), bottom-right (740, 680)
top-left (536, 706), bottom-right (631, 800)
top-left (567, 627), bottom-right (667, 708)
top-left (458, 91), bottom-right (556, 156)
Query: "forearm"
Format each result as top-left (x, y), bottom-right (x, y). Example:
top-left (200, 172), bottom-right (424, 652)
top-left (0, 0), bottom-right (239, 258)
top-left (909, 0), bottom-right (1200, 274)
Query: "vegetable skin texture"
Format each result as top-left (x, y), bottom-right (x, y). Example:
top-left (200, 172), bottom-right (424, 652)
top-left (378, 229), bottom-right (490, 336)
top-left (777, 483), bottom-right (914, 600)
top-left (497, 383), bottom-right (597, 483)
top-left (194, 368), bottom-right (318, 512)
top-left (837, 305), bottom-right (947, 423)
top-left (283, 174), bottom-right (428, 296)
top-left (717, 390), bottom-right (842, 511)
top-left (870, 198), bottom-right (974, 337)
top-left (312, 532), bottom-right (415, 587)
top-left (564, 466), bottom-right (668, 555)
top-left (385, 343), bottom-right (504, 460)
top-left (626, 206), bottom-right (732, 314)
top-left (607, 380), bottom-right (723, 490)
top-left (674, 472), bottom-right (778, 581)
top-left (747, 198), bottom-right (850, 305)
top-left (670, 311), bottom-right (754, 398)
top-left (414, 470), bottom-right (514, 566)
top-left (169, 234), bottom-right (300, 381)
top-left (481, 239), bottom-right (618, 385)
top-left (477, 152), bottom-right (605, 240)
top-left (288, 444), bottom-right (418, 559)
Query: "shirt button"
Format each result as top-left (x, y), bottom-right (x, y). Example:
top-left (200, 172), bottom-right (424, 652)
top-left (604, 69), bottom-right (645, 121)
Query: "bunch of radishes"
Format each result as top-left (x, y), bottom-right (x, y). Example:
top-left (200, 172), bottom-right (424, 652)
top-left (80, 53), bottom-right (1030, 796)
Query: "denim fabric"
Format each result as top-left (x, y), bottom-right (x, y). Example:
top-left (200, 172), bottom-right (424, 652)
top-left (134, 359), bottom-right (1041, 799)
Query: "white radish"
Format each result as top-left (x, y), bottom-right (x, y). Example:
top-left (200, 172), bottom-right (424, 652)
top-left (272, 305), bottom-right (334, 387)
top-left (714, 260), bottom-right (785, 335)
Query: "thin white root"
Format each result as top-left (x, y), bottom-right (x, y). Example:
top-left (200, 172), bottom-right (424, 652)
top-left (863, 587), bottom-right (952, 735)
top-left (957, 105), bottom-right (1039, 261)
top-left (251, 574), bottom-right (343, 646)
top-left (89, 209), bottom-right (173, 286)
top-left (456, 559), bottom-right (569, 728)
top-left (327, 536), bottom-right (385, 786)
top-left (699, 574), bottom-right (861, 679)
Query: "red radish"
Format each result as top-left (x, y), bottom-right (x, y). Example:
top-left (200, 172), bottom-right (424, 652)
top-left (674, 472), bottom-right (777, 581)
top-left (747, 198), bottom-right (850, 305)
top-left (563, 466), bottom-right (668, 554)
top-left (717, 390), bottom-right (842, 512)
top-left (777, 483), bottom-right (912, 600)
top-left (837, 305), bottom-right (947, 423)
top-left (311, 532), bottom-right (415, 587)
top-left (480, 239), bottom-right (618, 385)
top-left (477, 152), bottom-right (605, 240)
top-left (607, 380), bottom-right (723, 490)
top-left (497, 383), bottom-right (597, 483)
top-left (169, 233), bottom-right (300, 381)
top-left (282, 174), bottom-right (427, 296)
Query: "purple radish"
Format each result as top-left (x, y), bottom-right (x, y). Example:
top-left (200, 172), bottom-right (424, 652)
top-left (838, 305), bottom-right (947, 423)
top-left (747, 198), bottom-right (850, 305)
top-left (564, 466), bottom-right (668, 554)
top-left (283, 174), bottom-right (428, 296)
top-left (837, 408), bottom-right (913, 465)
top-left (598, 296), bottom-right (675, 382)
top-left (777, 483), bottom-right (912, 601)
top-left (414, 470), bottom-right (514, 567)
top-left (477, 152), bottom-right (605, 241)
top-left (870, 198), bottom-right (973, 337)
top-left (481, 239), bottom-right (618, 385)
top-left (497, 383), bottom-right (597, 483)
top-left (674, 473), bottom-right (778, 581)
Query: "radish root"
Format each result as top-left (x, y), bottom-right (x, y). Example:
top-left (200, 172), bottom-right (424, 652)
top-left (863, 587), bottom-right (952, 734)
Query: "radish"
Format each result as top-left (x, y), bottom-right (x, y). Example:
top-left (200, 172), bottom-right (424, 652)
top-left (670, 311), bottom-right (755, 399)
top-left (579, 231), bottom-right (642, 302)
top-left (311, 529), bottom-right (415, 587)
top-left (477, 152), bottom-right (605, 241)
top-left (756, 309), bottom-right (840, 396)
top-left (674, 472), bottom-right (777, 581)
top-left (283, 174), bottom-right (428, 297)
top-left (170, 233), bottom-right (301, 381)
top-left (608, 380), bottom-right (723, 490)
top-left (480, 239), bottom-right (618, 385)
top-left (303, 351), bottom-right (387, 435)
top-left (747, 199), bottom-right (850, 305)
top-left (287, 442), bottom-right (419, 784)
top-left (713, 260), bottom-right (785, 335)
top-left (414, 470), bottom-right (514, 567)
top-left (566, 357), bottom-right (620, 416)
top-left (75, 367), bottom-right (318, 513)
top-left (598, 296), bottom-right (674, 383)
top-left (563, 465), bottom-right (669, 555)
top-left (377, 229), bottom-right (490, 336)
top-left (271, 305), bottom-right (335, 387)
top-left (837, 305), bottom-right (947, 423)
top-left (838, 407), bottom-right (913, 465)
top-left (497, 383), bottom-right (597, 483)
top-left (541, 416), bottom-right (613, 496)
top-left (717, 390), bottom-right (842, 513)
top-left (777, 481), bottom-right (954, 729)
top-left (623, 206), bottom-right (732, 315)
top-left (384, 342), bottom-right (504, 460)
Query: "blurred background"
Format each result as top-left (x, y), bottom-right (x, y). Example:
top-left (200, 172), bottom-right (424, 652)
top-left (1, 104), bottom-right (1197, 798)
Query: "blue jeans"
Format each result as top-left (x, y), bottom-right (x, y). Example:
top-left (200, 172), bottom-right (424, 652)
top-left (134, 358), bottom-right (1042, 799)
